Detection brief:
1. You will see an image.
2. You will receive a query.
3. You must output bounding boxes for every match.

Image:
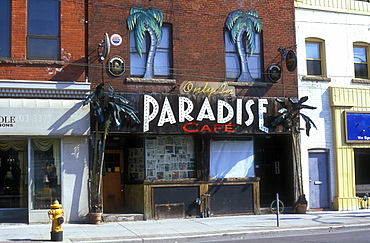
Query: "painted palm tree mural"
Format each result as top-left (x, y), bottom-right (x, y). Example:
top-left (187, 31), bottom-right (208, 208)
top-left (127, 7), bottom-right (163, 79)
top-left (226, 9), bottom-right (262, 82)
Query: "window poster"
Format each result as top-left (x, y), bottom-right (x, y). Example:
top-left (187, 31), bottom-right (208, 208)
top-left (128, 148), bottom-right (144, 180)
top-left (145, 136), bottom-right (195, 180)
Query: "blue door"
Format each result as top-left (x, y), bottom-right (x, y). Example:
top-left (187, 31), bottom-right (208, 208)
top-left (309, 150), bottom-right (329, 209)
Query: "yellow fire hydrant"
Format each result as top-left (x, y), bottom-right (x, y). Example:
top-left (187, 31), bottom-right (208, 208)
top-left (48, 200), bottom-right (64, 241)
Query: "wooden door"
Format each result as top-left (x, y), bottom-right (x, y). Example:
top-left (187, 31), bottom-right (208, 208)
top-left (103, 150), bottom-right (124, 213)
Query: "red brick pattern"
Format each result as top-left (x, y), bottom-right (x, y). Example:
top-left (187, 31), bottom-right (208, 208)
top-left (0, 0), bottom-right (85, 82)
top-left (88, 0), bottom-right (297, 98)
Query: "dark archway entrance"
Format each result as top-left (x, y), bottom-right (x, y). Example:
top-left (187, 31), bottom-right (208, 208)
top-left (254, 135), bottom-right (294, 208)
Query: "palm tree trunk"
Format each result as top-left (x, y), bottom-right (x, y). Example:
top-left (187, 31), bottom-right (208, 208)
top-left (292, 131), bottom-right (303, 203)
top-left (97, 119), bottom-right (111, 211)
top-left (236, 29), bottom-right (254, 82)
top-left (91, 121), bottom-right (99, 212)
top-left (143, 27), bottom-right (158, 79)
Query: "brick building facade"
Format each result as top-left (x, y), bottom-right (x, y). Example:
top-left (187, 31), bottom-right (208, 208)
top-left (88, 0), bottom-right (297, 97)
top-left (87, 0), bottom-right (299, 219)
top-left (0, 0), bottom-right (90, 223)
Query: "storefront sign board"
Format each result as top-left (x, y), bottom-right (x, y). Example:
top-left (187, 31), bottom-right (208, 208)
top-left (0, 99), bottom-right (90, 135)
top-left (111, 93), bottom-right (289, 134)
top-left (345, 112), bottom-right (370, 143)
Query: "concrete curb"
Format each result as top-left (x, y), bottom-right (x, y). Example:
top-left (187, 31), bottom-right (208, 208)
top-left (68, 223), bottom-right (370, 243)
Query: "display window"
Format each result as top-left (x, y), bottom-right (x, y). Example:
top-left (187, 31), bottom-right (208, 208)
top-left (30, 138), bottom-right (61, 209)
top-left (210, 138), bottom-right (254, 178)
top-left (127, 135), bottom-right (196, 181)
top-left (0, 140), bottom-right (28, 208)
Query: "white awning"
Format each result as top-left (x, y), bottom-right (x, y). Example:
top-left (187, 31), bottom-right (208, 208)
top-left (0, 99), bottom-right (90, 136)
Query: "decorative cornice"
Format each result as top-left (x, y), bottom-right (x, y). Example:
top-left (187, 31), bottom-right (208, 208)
top-left (0, 80), bottom-right (90, 99)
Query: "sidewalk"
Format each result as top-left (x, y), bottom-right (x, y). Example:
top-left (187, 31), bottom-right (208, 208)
top-left (1, 210), bottom-right (370, 243)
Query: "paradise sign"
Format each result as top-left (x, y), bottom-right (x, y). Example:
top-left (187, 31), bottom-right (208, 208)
top-left (112, 93), bottom-right (289, 134)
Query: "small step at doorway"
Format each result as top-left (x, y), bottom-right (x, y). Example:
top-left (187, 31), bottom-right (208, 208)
top-left (102, 213), bottom-right (143, 222)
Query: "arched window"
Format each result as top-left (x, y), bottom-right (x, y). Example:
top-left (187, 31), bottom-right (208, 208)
top-left (305, 38), bottom-right (326, 76)
top-left (353, 42), bottom-right (369, 79)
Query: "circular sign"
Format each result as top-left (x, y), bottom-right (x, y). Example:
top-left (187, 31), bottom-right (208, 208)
top-left (110, 34), bottom-right (122, 46)
top-left (286, 50), bottom-right (297, 72)
top-left (267, 65), bottom-right (282, 83)
top-left (108, 56), bottom-right (125, 77)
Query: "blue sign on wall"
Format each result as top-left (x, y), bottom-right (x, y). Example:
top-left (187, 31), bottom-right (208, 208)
top-left (345, 112), bottom-right (370, 143)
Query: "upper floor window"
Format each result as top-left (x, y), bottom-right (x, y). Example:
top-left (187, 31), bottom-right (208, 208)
top-left (27, 0), bottom-right (60, 60)
top-left (224, 30), bottom-right (262, 81)
top-left (354, 43), bottom-right (369, 79)
top-left (0, 0), bottom-right (11, 58)
top-left (129, 24), bottom-right (172, 78)
top-left (306, 38), bottom-right (325, 76)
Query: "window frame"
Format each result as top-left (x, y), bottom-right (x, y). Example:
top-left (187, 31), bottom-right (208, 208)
top-left (129, 23), bottom-right (173, 78)
top-left (305, 38), bottom-right (326, 77)
top-left (224, 28), bottom-right (263, 81)
top-left (143, 135), bottom-right (196, 180)
top-left (210, 138), bottom-right (254, 179)
top-left (0, 0), bottom-right (11, 58)
top-left (30, 138), bottom-right (61, 210)
top-left (27, 0), bottom-right (60, 60)
top-left (353, 42), bottom-right (370, 80)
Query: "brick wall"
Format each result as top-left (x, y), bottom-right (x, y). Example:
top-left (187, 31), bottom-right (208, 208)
top-left (88, 0), bottom-right (297, 98)
top-left (0, 0), bottom-right (86, 82)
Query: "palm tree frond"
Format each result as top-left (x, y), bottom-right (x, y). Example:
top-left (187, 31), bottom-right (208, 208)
top-left (116, 103), bottom-right (141, 124)
top-left (271, 113), bottom-right (290, 127)
top-left (134, 17), bottom-right (147, 57)
top-left (226, 9), bottom-right (244, 30)
top-left (246, 10), bottom-right (259, 18)
top-left (92, 103), bottom-right (105, 123)
top-left (107, 93), bottom-right (130, 104)
top-left (107, 84), bottom-right (115, 94)
top-left (289, 97), bottom-right (299, 104)
top-left (83, 91), bottom-right (96, 106)
top-left (250, 16), bottom-right (262, 33)
top-left (301, 113), bottom-right (317, 136)
top-left (109, 102), bottom-right (122, 128)
top-left (129, 6), bottom-right (144, 15)
top-left (147, 8), bottom-right (163, 27)
top-left (300, 104), bottom-right (317, 110)
top-left (245, 21), bottom-right (257, 54)
top-left (278, 108), bottom-right (288, 114)
top-left (145, 15), bottom-right (163, 43)
top-left (299, 96), bottom-right (309, 104)
top-left (230, 18), bottom-right (245, 43)
top-left (126, 14), bottom-right (136, 31)
top-left (127, 11), bottom-right (143, 31)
